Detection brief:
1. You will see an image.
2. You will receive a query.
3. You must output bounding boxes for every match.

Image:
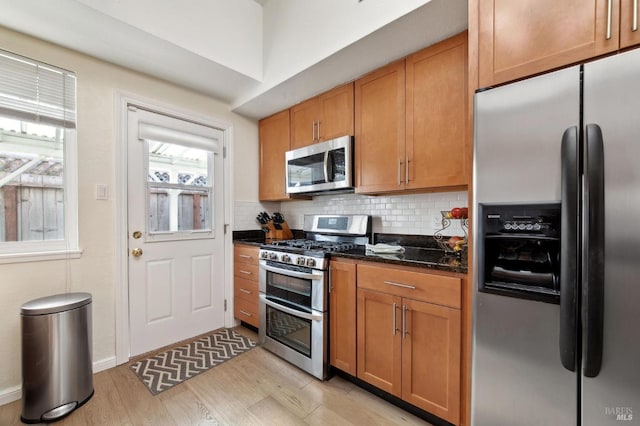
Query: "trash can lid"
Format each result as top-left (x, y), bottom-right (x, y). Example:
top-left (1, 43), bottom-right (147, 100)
top-left (21, 292), bottom-right (92, 316)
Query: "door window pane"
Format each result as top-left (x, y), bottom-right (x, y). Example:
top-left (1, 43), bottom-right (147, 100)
top-left (146, 140), bottom-right (212, 234)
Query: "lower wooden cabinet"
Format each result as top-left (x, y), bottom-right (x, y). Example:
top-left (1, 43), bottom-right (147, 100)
top-left (401, 298), bottom-right (461, 423)
top-left (329, 258), bottom-right (357, 376)
top-left (356, 288), bottom-right (403, 395)
top-left (233, 244), bottom-right (260, 328)
top-left (356, 262), bottom-right (462, 425)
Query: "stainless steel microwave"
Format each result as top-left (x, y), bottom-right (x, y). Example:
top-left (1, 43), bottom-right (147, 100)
top-left (285, 136), bottom-right (353, 195)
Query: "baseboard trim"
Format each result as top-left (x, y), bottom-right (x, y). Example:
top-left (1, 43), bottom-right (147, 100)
top-left (0, 385), bottom-right (21, 407)
top-left (93, 356), bottom-right (117, 373)
top-left (0, 356), bottom-right (117, 407)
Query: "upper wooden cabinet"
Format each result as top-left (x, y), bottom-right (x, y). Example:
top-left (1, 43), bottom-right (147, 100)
top-left (290, 83), bottom-right (354, 150)
top-left (355, 32), bottom-right (468, 194)
top-left (259, 109), bottom-right (291, 201)
top-left (620, 0), bottom-right (640, 49)
top-left (355, 60), bottom-right (406, 194)
top-left (406, 32), bottom-right (468, 189)
top-left (477, 0), bottom-right (640, 88)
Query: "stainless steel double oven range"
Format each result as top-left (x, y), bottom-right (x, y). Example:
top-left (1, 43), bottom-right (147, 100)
top-left (258, 214), bottom-right (370, 380)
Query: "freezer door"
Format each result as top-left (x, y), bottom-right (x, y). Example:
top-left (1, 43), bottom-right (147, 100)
top-left (473, 66), bottom-right (580, 204)
top-left (583, 48), bottom-right (640, 425)
top-left (472, 67), bottom-right (580, 425)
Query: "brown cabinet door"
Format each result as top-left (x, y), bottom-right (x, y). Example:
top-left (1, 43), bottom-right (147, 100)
top-left (259, 110), bottom-right (291, 201)
top-left (406, 32), bottom-right (468, 190)
top-left (479, 0), bottom-right (619, 87)
top-left (620, 0), bottom-right (640, 48)
top-left (356, 288), bottom-right (402, 397)
top-left (329, 259), bottom-right (357, 375)
top-left (355, 60), bottom-right (406, 194)
top-left (290, 97), bottom-right (319, 150)
top-left (402, 298), bottom-right (461, 425)
top-left (318, 83), bottom-right (354, 142)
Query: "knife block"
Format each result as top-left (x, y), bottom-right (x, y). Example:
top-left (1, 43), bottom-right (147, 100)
top-left (265, 220), bottom-right (293, 240)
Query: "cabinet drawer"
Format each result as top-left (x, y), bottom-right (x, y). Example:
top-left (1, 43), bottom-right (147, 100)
top-left (234, 297), bottom-right (259, 328)
top-left (357, 264), bottom-right (461, 309)
top-left (234, 277), bottom-right (259, 303)
top-left (234, 245), bottom-right (260, 264)
top-left (234, 262), bottom-right (259, 281)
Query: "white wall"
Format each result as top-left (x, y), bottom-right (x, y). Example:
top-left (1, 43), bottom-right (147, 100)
top-left (75, 0), bottom-right (263, 80)
top-left (235, 0), bottom-right (432, 105)
top-left (0, 25), bottom-right (259, 398)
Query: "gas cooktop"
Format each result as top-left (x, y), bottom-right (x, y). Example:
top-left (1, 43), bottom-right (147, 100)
top-left (259, 214), bottom-right (371, 269)
top-left (262, 239), bottom-right (359, 253)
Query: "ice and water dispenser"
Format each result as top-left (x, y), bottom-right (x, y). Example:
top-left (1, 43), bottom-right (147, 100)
top-left (477, 203), bottom-right (561, 304)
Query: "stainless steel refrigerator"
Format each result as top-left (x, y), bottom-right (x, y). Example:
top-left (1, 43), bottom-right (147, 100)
top-left (472, 48), bottom-right (640, 425)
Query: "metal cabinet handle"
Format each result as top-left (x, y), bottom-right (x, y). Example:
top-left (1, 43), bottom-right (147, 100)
top-left (406, 159), bottom-right (411, 184)
top-left (402, 305), bottom-right (408, 339)
top-left (634, 0), bottom-right (638, 32)
top-left (238, 254), bottom-right (252, 259)
top-left (312, 121), bottom-right (316, 142)
top-left (239, 310), bottom-right (252, 317)
top-left (393, 303), bottom-right (397, 335)
top-left (317, 120), bottom-right (322, 141)
top-left (606, 0), bottom-right (613, 39)
top-left (239, 288), bottom-right (252, 294)
top-left (238, 270), bottom-right (252, 275)
top-left (397, 160), bottom-right (404, 185)
top-left (384, 280), bottom-right (416, 290)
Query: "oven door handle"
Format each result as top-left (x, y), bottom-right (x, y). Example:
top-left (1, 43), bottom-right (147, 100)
top-left (260, 294), bottom-right (324, 321)
top-left (260, 263), bottom-right (324, 280)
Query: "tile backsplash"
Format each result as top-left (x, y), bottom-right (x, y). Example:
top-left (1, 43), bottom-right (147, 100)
top-left (235, 191), bottom-right (468, 236)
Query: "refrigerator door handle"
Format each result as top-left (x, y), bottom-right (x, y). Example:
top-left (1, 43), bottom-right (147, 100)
top-left (560, 126), bottom-right (579, 372)
top-left (583, 123), bottom-right (605, 378)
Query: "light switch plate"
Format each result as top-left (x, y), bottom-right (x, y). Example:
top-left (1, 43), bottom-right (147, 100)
top-left (95, 184), bottom-right (108, 200)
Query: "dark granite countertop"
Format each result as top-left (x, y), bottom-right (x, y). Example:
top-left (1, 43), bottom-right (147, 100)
top-left (233, 230), bottom-right (467, 274)
top-left (332, 246), bottom-right (467, 274)
top-left (233, 238), bottom-right (264, 247)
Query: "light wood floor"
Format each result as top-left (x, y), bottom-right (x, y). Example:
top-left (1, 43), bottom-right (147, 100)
top-left (0, 327), bottom-right (431, 425)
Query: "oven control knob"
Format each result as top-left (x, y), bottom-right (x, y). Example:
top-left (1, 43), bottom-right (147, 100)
top-left (260, 251), bottom-right (268, 259)
top-left (269, 252), bottom-right (278, 260)
top-left (280, 254), bottom-right (291, 263)
top-left (306, 258), bottom-right (316, 267)
top-left (297, 257), bottom-right (307, 266)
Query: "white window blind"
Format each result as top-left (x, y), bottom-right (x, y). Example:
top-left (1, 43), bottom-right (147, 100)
top-left (0, 50), bottom-right (76, 128)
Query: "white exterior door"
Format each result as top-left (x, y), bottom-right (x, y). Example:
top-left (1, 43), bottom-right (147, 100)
top-left (127, 107), bottom-right (225, 356)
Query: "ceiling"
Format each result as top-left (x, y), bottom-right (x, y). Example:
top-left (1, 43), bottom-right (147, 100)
top-left (0, 0), bottom-right (468, 120)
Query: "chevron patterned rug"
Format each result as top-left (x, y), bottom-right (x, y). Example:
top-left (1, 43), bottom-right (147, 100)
top-left (130, 328), bottom-right (256, 395)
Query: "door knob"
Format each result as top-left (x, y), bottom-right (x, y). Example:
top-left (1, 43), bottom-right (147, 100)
top-left (131, 248), bottom-right (143, 257)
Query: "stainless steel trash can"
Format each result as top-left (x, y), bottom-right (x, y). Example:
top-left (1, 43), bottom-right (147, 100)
top-left (20, 293), bottom-right (94, 423)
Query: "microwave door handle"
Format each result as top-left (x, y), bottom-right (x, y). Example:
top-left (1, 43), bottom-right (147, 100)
top-left (323, 150), bottom-right (330, 183)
